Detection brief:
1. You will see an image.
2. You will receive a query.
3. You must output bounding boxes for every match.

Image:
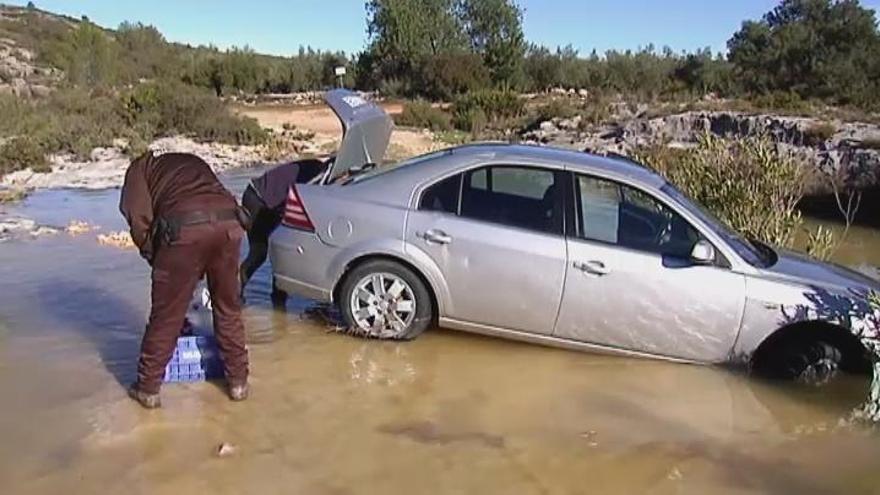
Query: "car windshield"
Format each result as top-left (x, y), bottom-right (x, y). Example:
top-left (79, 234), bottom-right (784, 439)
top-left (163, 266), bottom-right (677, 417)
top-left (346, 149), bottom-right (452, 185)
top-left (660, 183), bottom-right (772, 267)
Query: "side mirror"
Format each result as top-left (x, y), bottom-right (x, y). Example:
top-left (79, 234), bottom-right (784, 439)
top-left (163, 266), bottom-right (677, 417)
top-left (690, 240), bottom-right (715, 265)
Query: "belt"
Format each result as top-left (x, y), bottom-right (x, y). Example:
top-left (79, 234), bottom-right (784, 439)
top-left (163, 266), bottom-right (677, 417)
top-left (167, 209), bottom-right (239, 227)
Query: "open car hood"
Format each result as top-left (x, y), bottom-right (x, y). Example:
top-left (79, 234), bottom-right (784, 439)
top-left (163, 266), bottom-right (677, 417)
top-left (323, 89), bottom-right (393, 182)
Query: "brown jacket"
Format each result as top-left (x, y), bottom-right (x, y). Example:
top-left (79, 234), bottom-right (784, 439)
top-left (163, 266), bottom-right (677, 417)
top-left (119, 152), bottom-right (237, 262)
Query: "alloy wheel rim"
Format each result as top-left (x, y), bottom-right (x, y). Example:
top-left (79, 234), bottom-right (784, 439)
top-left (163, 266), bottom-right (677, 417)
top-left (349, 272), bottom-right (416, 338)
top-left (800, 357), bottom-right (839, 385)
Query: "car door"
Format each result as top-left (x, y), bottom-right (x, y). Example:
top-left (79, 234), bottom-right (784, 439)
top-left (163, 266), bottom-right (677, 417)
top-left (406, 165), bottom-right (568, 335)
top-left (553, 173), bottom-right (746, 362)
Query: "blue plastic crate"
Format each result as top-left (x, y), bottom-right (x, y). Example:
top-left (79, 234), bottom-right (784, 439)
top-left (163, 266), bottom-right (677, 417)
top-left (163, 333), bottom-right (224, 383)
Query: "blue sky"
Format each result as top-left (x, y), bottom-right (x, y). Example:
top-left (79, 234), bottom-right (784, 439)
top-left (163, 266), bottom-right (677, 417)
top-left (8, 0), bottom-right (880, 56)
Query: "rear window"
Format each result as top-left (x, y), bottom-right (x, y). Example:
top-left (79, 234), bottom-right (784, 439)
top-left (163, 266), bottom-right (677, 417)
top-left (419, 174), bottom-right (461, 214)
top-left (349, 149), bottom-right (452, 185)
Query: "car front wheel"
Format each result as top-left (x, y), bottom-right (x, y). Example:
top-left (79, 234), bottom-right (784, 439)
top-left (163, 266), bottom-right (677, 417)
top-left (781, 340), bottom-right (843, 385)
top-left (338, 260), bottom-right (433, 340)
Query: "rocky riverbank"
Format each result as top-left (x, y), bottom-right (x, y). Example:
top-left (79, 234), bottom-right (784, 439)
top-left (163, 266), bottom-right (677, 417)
top-left (0, 136), bottom-right (266, 190)
top-left (523, 110), bottom-right (880, 193)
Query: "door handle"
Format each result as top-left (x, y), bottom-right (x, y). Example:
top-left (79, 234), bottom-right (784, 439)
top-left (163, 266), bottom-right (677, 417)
top-left (574, 260), bottom-right (610, 276)
top-left (420, 229), bottom-right (452, 245)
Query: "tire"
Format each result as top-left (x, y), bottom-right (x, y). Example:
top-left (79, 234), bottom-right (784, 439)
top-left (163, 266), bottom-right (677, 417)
top-left (779, 340), bottom-right (843, 386)
top-left (338, 259), bottom-right (433, 341)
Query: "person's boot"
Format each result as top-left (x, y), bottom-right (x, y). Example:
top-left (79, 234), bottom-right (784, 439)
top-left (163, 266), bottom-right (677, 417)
top-left (229, 381), bottom-right (249, 402)
top-left (128, 383), bottom-right (161, 409)
top-left (270, 279), bottom-right (287, 309)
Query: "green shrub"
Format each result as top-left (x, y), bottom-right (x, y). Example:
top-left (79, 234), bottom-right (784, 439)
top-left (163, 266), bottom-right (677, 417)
top-left (451, 88), bottom-right (524, 132)
top-left (532, 99), bottom-right (577, 122)
top-left (0, 94), bottom-right (31, 136)
top-left (39, 88), bottom-right (124, 157)
top-left (452, 105), bottom-right (488, 134)
top-left (0, 136), bottom-right (48, 174)
top-left (395, 101), bottom-right (452, 131)
top-left (750, 91), bottom-right (811, 114)
top-left (453, 88), bottom-right (523, 120)
top-left (417, 52), bottom-right (490, 100)
top-left (636, 134), bottom-right (837, 259)
top-left (0, 82), bottom-right (268, 179)
top-left (122, 81), bottom-right (268, 145)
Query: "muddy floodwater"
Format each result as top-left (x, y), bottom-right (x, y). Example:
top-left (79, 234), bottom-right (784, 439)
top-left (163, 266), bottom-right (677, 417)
top-left (2, 171), bottom-right (880, 494)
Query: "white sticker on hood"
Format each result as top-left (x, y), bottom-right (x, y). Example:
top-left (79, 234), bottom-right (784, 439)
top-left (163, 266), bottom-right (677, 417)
top-left (342, 95), bottom-right (367, 108)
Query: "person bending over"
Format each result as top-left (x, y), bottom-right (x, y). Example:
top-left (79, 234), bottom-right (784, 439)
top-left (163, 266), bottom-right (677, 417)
top-left (240, 158), bottom-right (328, 305)
top-left (120, 151), bottom-right (249, 409)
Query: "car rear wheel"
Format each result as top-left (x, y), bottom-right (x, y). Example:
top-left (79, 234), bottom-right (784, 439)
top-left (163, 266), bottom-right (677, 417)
top-left (339, 260), bottom-right (432, 340)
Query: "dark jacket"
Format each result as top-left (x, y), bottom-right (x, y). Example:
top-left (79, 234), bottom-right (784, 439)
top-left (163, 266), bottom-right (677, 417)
top-left (249, 158), bottom-right (327, 211)
top-left (120, 152), bottom-right (237, 262)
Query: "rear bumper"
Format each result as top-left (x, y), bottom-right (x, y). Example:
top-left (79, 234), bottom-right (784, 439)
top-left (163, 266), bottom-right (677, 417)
top-left (269, 226), bottom-right (337, 302)
top-left (273, 274), bottom-right (331, 301)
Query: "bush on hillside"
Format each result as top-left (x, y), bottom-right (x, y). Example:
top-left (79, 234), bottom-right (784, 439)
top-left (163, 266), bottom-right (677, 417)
top-left (417, 52), bottom-right (490, 100)
top-left (532, 99), bottom-right (578, 122)
top-left (0, 82), bottom-right (268, 176)
top-left (0, 136), bottom-right (48, 174)
top-left (395, 101), bottom-right (452, 131)
top-left (123, 81), bottom-right (267, 145)
top-left (451, 88), bottom-right (524, 133)
top-left (452, 105), bottom-right (488, 134)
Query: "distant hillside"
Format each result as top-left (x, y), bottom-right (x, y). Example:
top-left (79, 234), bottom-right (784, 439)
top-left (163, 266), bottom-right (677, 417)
top-left (0, 3), bottom-right (352, 97)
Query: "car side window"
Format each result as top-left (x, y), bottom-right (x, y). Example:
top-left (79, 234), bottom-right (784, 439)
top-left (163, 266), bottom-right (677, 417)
top-left (469, 168), bottom-right (488, 190)
top-left (576, 175), bottom-right (702, 258)
top-left (460, 166), bottom-right (562, 235)
top-left (419, 174), bottom-right (462, 214)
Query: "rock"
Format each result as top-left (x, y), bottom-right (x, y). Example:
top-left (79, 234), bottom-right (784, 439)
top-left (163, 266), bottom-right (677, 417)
top-left (10, 77), bottom-right (28, 97)
top-left (216, 442), bottom-right (237, 457)
top-left (0, 216), bottom-right (59, 241)
top-left (97, 231), bottom-right (135, 249)
top-left (538, 120), bottom-right (558, 133)
top-left (520, 109), bottom-right (880, 194)
top-left (0, 39), bottom-right (62, 97)
top-left (66, 220), bottom-right (95, 235)
top-left (1, 136), bottom-right (265, 190)
top-left (29, 84), bottom-right (50, 98)
top-left (0, 217), bottom-right (35, 234)
top-left (558, 115), bottom-right (582, 131)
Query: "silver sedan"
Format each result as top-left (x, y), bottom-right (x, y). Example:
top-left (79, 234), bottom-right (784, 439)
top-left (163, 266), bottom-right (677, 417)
top-left (270, 91), bottom-right (880, 384)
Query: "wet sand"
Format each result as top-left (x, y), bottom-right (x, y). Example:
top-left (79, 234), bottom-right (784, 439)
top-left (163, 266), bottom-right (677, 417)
top-left (1, 172), bottom-right (880, 494)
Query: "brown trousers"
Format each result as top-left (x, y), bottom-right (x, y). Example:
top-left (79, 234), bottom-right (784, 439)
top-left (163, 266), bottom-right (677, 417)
top-left (137, 219), bottom-right (249, 394)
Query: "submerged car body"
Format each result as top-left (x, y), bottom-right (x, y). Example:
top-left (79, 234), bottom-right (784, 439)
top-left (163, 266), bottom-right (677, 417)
top-left (270, 90), bottom-right (880, 378)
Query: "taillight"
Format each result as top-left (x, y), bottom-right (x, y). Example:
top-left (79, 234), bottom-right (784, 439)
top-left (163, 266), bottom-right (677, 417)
top-left (282, 184), bottom-right (315, 232)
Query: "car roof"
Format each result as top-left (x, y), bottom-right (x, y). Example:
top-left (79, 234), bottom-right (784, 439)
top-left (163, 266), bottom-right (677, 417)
top-left (441, 142), bottom-right (667, 187)
top-left (346, 142), bottom-right (668, 206)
